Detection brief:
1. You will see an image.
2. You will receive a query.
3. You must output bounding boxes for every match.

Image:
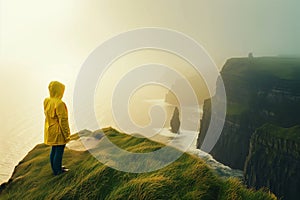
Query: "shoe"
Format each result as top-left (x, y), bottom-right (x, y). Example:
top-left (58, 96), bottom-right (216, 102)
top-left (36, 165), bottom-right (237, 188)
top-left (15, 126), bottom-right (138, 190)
top-left (53, 167), bottom-right (69, 176)
top-left (62, 168), bottom-right (69, 173)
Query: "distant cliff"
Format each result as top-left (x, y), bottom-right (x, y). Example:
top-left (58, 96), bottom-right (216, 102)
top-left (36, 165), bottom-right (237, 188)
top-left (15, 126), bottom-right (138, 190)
top-left (197, 57), bottom-right (300, 169)
top-left (197, 57), bottom-right (300, 200)
top-left (244, 124), bottom-right (300, 200)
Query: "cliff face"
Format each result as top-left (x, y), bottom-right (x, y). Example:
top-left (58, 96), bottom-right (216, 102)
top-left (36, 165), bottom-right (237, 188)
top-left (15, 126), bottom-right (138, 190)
top-left (197, 57), bottom-right (300, 170)
top-left (244, 124), bottom-right (300, 200)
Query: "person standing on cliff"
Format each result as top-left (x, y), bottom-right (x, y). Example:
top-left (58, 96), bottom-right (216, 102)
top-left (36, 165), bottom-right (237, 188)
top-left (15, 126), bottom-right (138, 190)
top-left (44, 81), bottom-right (70, 175)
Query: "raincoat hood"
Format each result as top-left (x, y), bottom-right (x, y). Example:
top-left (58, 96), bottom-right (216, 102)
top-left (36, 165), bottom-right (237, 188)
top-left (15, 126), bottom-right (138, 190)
top-left (48, 81), bottom-right (65, 99)
top-left (44, 81), bottom-right (70, 145)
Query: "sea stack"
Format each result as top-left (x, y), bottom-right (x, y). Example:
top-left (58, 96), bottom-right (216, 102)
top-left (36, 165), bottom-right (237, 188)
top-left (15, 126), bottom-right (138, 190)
top-left (170, 107), bottom-right (180, 133)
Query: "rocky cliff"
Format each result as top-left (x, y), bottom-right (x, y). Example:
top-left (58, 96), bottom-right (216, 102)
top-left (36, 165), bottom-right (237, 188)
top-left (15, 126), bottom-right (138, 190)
top-left (244, 124), bottom-right (300, 200)
top-left (197, 57), bottom-right (300, 169)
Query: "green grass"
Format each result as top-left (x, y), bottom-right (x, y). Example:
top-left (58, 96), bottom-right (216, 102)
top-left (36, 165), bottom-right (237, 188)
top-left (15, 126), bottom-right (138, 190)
top-left (0, 128), bottom-right (277, 200)
top-left (223, 57), bottom-right (300, 80)
top-left (256, 124), bottom-right (300, 141)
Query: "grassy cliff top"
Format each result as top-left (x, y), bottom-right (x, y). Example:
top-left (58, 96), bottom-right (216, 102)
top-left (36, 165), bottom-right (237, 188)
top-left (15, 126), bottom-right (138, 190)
top-left (222, 57), bottom-right (300, 80)
top-left (0, 128), bottom-right (276, 200)
top-left (219, 57), bottom-right (300, 117)
top-left (256, 124), bottom-right (300, 142)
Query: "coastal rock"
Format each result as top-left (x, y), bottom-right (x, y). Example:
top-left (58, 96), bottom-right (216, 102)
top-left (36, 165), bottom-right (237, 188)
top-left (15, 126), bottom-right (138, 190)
top-left (244, 124), bottom-right (300, 200)
top-left (170, 107), bottom-right (180, 133)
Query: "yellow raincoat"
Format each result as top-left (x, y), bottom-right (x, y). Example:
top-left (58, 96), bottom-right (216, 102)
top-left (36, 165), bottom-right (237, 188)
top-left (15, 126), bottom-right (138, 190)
top-left (44, 81), bottom-right (70, 145)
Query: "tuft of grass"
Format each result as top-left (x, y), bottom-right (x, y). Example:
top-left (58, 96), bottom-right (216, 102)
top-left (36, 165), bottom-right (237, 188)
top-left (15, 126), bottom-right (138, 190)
top-left (0, 127), bottom-right (277, 200)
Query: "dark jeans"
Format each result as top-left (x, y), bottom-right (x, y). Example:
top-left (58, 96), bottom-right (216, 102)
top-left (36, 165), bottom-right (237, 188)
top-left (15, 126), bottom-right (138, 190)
top-left (50, 145), bottom-right (65, 175)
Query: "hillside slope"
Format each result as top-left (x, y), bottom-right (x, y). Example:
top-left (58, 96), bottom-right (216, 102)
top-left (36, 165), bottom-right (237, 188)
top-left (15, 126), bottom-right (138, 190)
top-left (0, 128), bottom-right (276, 200)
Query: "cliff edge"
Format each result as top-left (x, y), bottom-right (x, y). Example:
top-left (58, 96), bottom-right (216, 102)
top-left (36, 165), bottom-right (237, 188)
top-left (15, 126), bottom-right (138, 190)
top-left (0, 128), bottom-right (275, 199)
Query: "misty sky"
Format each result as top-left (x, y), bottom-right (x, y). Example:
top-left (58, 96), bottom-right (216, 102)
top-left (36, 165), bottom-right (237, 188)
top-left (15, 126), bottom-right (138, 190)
top-left (0, 0), bottom-right (300, 140)
top-left (1, 0), bottom-right (299, 68)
